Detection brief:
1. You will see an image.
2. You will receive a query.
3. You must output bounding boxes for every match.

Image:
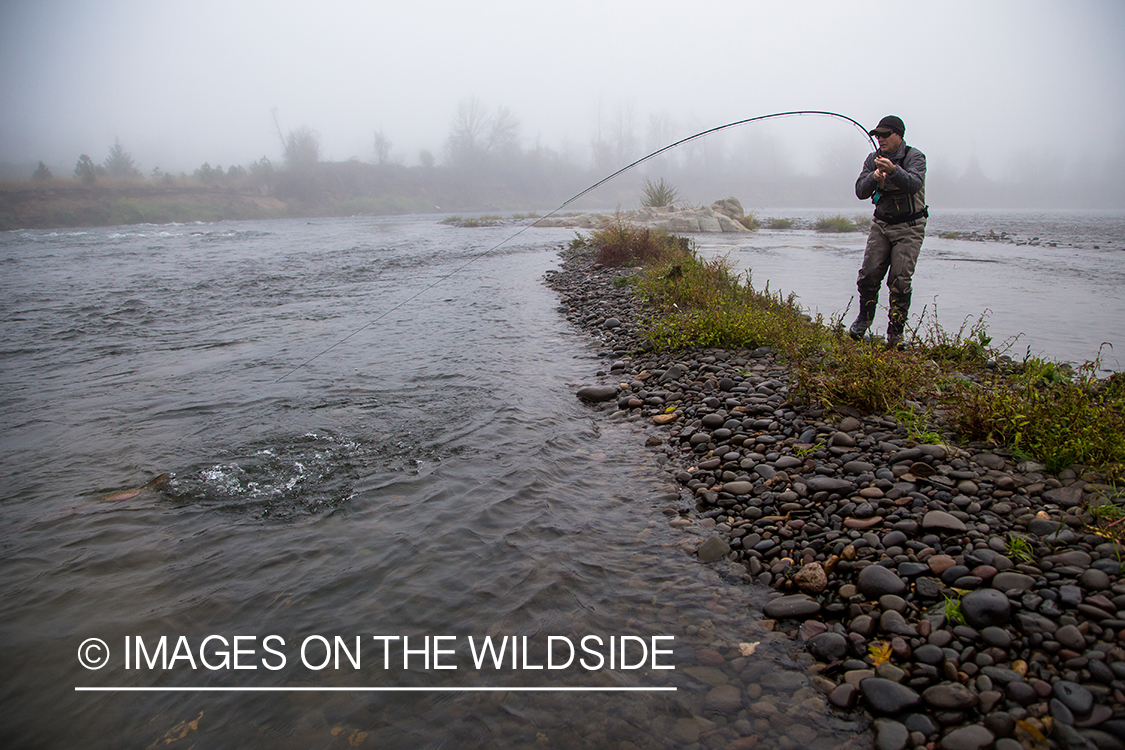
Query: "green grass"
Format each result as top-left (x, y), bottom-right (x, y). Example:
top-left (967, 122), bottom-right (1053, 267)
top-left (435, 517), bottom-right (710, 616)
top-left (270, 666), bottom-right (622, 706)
top-left (815, 215), bottom-right (859, 233)
top-left (944, 594), bottom-right (966, 626)
top-left (767, 217), bottom-right (795, 230)
top-left (1006, 533), bottom-right (1035, 563)
top-left (581, 216), bottom-right (1125, 478)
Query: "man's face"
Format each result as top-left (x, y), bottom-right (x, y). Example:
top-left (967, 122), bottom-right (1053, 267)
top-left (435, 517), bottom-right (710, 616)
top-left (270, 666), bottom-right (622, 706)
top-left (876, 131), bottom-right (903, 153)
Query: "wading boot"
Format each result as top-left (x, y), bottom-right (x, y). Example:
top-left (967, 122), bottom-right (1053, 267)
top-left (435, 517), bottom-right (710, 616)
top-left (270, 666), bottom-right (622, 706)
top-left (886, 292), bottom-right (911, 349)
top-left (848, 294), bottom-right (878, 341)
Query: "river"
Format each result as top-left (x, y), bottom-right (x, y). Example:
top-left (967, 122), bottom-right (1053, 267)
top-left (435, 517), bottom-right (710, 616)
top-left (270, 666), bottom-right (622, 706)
top-left (0, 209), bottom-right (1121, 748)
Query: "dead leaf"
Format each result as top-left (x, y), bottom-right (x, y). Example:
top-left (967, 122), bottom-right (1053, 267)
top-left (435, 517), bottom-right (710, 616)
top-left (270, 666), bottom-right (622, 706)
top-left (739, 641), bottom-right (760, 657)
top-left (146, 712), bottom-right (202, 749)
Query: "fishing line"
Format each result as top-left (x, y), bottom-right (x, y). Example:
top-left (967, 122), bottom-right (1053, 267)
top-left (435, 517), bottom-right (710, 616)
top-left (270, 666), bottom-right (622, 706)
top-left (274, 110), bottom-right (877, 382)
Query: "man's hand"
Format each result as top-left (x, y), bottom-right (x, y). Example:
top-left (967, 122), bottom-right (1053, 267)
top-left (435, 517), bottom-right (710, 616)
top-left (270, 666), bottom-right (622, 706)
top-left (874, 156), bottom-right (896, 176)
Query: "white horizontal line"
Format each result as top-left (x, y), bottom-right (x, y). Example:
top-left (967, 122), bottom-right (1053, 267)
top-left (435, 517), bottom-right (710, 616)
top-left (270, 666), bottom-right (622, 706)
top-left (75, 686), bottom-right (677, 693)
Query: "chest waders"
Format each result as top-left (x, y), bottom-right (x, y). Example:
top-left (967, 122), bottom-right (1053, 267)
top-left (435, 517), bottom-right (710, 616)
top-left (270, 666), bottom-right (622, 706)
top-left (849, 146), bottom-right (928, 346)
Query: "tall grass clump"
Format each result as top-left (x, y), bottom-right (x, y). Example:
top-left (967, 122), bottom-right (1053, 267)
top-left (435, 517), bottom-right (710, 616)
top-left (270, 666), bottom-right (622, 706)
top-left (815, 215), bottom-right (859, 233)
top-left (640, 177), bottom-right (678, 208)
top-left (767, 217), bottom-right (795, 230)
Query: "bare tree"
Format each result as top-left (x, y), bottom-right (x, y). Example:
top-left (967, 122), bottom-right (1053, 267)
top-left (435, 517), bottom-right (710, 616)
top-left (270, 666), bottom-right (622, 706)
top-left (445, 97), bottom-right (520, 166)
top-left (284, 126), bottom-right (320, 169)
top-left (373, 128), bottom-right (393, 164)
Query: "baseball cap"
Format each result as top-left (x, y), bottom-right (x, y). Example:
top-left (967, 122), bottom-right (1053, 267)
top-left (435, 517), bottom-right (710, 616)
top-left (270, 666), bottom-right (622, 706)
top-left (868, 115), bottom-right (905, 137)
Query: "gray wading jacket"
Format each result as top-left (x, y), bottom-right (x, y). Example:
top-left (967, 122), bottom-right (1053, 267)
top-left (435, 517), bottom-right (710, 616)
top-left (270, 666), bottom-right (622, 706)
top-left (856, 142), bottom-right (927, 222)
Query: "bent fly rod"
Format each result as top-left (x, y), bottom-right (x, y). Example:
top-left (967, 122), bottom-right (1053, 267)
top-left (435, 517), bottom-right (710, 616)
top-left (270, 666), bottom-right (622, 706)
top-left (274, 110), bottom-right (878, 382)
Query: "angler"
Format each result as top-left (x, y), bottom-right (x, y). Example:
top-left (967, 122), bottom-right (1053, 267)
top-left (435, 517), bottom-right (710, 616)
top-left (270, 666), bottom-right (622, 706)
top-left (849, 114), bottom-right (929, 347)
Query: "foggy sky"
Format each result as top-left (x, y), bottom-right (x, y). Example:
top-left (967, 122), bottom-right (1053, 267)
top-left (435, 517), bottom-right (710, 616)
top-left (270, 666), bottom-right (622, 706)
top-left (2, 0), bottom-right (1123, 192)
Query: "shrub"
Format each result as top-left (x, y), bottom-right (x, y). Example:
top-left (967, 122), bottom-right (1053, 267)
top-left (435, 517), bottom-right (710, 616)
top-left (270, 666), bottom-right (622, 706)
top-left (640, 177), bottom-right (678, 208)
top-left (767, 217), bottom-right (794, 229)
top-left (587, 220), bottom-right (691, 268)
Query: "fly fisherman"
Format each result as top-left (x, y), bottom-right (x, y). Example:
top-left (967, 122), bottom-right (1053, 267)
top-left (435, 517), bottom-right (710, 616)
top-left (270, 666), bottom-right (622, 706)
top-left (849, 115), bottom-right (928, 347)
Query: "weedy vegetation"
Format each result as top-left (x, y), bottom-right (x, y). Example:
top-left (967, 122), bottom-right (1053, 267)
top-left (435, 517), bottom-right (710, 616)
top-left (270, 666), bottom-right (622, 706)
top-left (767, 217), bottom-right (795, 230)
top-left (579, 217), bottom-right (1125, 478)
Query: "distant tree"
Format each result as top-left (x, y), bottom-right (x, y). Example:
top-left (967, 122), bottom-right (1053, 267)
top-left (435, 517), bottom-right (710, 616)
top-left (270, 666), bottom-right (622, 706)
top-left (373, 128), bottom-right (392, 165)
top-left (249, 156), bottom-right (275, 184)
top-left (284, 126), bottom-right (320, 170)
top-left (104, 138), bottom-right (141, 177)
top-left (194, 162), bottom-right (224, 183)
top-left (74, 154), bottom-right (97, 184)
top-left (226, 164), bottom-right (246, 180)
top-left (445, 96), bottom-right (520, 167)
top-left (33, 161), bottom-right (52, 180)
top-left (418, 149), bottom-right (434, 169)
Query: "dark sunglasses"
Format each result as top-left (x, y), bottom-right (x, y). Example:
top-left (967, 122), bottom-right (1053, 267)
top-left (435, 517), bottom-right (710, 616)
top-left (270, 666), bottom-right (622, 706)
top-left (874, 131), bottom-right (897, 138)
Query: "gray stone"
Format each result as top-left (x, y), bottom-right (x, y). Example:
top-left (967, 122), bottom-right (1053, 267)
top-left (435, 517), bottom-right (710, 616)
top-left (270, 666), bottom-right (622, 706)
top-left (576, 385), bottom-right (618, 402)
top-left (1053, 680), bottom-right (1094, 716)
top-left (923, 682), bottom-right (979, 710)
top-left (960, 587), bottom-right (1011, 628)
top-left (1017, 611), bottom-right (1057, 638)
top-left (940, 725), bottom-right (995, 750)
top-left (1056, 624), bottom-right (1087, 650)
top-left (858, 564), bottom-right (908, 598)
top-left (696, 536), bottom-right (731, 562)
top-left (922, 510), bottom-right (968, 533)
top-left (722, 481), bottom-right (754, 496)
top-left (1079, 568), bottom-right (1111, 591)
top-left (760, 670), bottom-right (809, 692)
top-left (704, 684), bottom-right (742, 714)
top-left (807, 632), bottom-right (848, 662)
top-left (875, 718), bottom-right (910, 750)
top-left (764, 594), bottom-right (821, 619)
top-left (805, 476), bottom-right (857, 494)
top-left (992, 571), bottom-right (1036, 591)
top-left (1043, 483), bottom-right (1085, 507)
top-left (860, 678), bottom-right (922, 714)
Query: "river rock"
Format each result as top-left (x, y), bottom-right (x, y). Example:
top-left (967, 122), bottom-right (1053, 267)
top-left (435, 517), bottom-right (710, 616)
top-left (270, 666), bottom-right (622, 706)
top-left (922, 510), bottom-right (967, 533)
top-left (807, 632), bottom-right (848, 662)
top-left (858, 565), bottom-right (907, 598)
top-left (697, 536), bottom-right (731, 562)
top-left (576, 385), bottom-right (618, 402)
top-left (960, 588), bottom-right (1011, 628)
top-left (939, 725), bottom-right (994, 750)
top-left (704, 684), bottom-right (743, 714)
top-left (923, 683), bottom-right (979, 710)
top-left (874, 718), bottom-right (910, 750)
top-left (763, 594), bottom-right (821, 619)
top-left (1043, 483), bottom-right (1085, 507)
top-left (860, 678), bottom-right (922, 714)
top-left (793, 562), bottom-right (828, 593)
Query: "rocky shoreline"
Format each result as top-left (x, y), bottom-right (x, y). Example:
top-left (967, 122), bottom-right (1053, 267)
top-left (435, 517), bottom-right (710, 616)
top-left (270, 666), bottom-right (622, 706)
top-left (546, 245), bottom-right (1125, 750)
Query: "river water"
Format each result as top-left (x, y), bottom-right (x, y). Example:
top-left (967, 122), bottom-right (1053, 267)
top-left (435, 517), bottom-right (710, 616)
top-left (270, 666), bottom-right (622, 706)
top-left (0, 210), bottom-right (1120, 748)
top-left (0, 216), bottom-right (855, 750)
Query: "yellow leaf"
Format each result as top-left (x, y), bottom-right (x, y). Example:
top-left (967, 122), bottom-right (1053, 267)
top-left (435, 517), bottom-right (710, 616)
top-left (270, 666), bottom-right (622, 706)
top-left (867, 641), bottom-right (893, 666)
top-left (664, 405), bottom-right (677, 413)
top-left (1016, 720), bottom-right (1048, 750)
top-left (349, 730), bottom-right (368, 746)
top-left (739, 641), bottom-right (759, 657)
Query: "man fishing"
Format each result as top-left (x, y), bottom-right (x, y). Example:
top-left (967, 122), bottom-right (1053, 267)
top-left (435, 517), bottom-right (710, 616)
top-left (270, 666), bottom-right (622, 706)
top-left (849, 115), bottom-right (928, 347)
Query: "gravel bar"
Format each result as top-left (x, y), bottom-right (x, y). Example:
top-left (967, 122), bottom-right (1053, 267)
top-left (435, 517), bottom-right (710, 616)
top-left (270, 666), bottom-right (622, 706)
top-left (546, 245), bottom-right (1125, 750)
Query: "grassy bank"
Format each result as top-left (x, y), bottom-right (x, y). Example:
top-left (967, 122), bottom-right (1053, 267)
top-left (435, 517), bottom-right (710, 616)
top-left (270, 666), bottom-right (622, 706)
top-left (581, 220), bottom-right (1125, 480)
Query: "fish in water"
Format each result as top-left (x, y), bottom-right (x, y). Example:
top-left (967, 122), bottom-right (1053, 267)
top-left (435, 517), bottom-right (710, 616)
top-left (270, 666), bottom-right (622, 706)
top-left (100, 473), bottom-right (171, 502)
